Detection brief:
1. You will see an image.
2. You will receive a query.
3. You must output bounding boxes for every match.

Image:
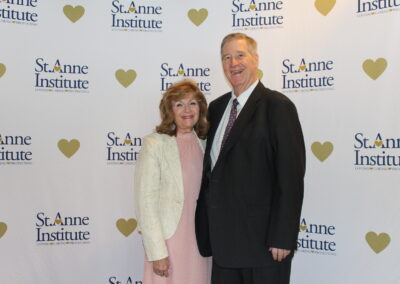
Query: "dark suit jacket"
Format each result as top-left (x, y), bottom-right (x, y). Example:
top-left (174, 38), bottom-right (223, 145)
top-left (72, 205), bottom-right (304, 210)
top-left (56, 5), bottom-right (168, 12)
top-left (195, 82), bottom-right (305, 268)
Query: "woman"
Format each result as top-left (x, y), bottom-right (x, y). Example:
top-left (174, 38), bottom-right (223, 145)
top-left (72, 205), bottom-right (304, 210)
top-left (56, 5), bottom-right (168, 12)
top-left (134, 80), bottom-right (210, 284)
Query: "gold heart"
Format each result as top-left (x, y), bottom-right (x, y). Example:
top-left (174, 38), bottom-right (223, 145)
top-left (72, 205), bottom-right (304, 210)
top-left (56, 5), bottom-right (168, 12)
top-left (375, 140), bottom-right (383, 147)
top-left (311, 141), bottom-right (333, 162)
top-left (0, 222), bottom-right (7, 238)
top-left (115, 69), bottom-right (137, 88)
top-left (300, 225), bottom-right (307, 231)
top-left (129, 7), bottom-right (136, 12)
top-left (55, 219), bottom-right (62, 225)
top-left (299, 65), bottom-right (306, 71)
top-left (314, 0), bottom-right (336, 16)
top-left (365, 231), bottom-right (390, 254)
top-left (57, 139), bottom-right (80, 158)
top-left (362, 58), bottom-right (387, 80)
top-left (116, 218), bottom-right (137, 237)
top-left (257, 69), bottom-right (263, 80)
top-left (187, 8), bottom-right (208, 26)
top-left (0, 63), bottom-right (6, 78)
top-left (63, 5), bottom-right (85, 23)
top-left (249, 4), bottom-right (256, 10)
top-left (54, 66), bottom-right (61, 72)
top-left (177, 70), bottom-right (185, 75)
top-left (124, 139), bottom-right (132, 145)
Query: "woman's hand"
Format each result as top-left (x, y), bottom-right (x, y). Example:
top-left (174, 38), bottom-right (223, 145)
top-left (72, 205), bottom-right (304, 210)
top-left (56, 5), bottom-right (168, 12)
top-left (152, 257), bottom-right (170, 277)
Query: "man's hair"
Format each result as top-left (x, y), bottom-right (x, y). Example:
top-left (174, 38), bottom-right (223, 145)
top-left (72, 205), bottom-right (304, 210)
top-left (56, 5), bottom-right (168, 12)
top-left (220, 33), bottom-right (258, 57)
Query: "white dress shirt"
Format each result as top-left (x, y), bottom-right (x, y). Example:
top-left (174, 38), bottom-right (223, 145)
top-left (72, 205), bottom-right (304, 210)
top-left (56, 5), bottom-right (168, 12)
top-left (210, 80), bottom-right (259, 169)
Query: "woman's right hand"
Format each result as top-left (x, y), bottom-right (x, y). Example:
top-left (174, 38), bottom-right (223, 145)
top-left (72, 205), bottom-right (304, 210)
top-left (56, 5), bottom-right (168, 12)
top-left (152, 257), bottom-right (170, 277)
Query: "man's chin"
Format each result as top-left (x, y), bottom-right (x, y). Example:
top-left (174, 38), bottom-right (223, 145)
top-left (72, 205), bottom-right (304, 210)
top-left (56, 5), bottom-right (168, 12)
top-left (229, 80), bottom-right (243, 89)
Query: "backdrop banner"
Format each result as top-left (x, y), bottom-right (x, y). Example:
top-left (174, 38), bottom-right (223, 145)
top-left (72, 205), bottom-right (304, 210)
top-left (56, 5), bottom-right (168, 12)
top-left (1, 0), bottom-right (399, 283)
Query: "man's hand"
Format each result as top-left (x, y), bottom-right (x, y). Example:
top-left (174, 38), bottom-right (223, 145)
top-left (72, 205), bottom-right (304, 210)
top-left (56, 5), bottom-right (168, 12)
top-left (269, 248), bottom-right (291, 262)
top-left (152, 257), bottom-right (170, 277)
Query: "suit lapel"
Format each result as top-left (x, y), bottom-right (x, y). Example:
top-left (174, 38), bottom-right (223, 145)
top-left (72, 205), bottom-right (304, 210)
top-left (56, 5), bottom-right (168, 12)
top-left (204, 94), bottom-right (231, 171)
top-left (207, 94), bottom-right (231, 151)
top-left (215, 83), bottom-right (264, 168)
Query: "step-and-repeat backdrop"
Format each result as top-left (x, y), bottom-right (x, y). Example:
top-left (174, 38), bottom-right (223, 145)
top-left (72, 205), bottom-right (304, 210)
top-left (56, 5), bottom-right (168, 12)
top-left (1, 0), bottom-right (399, 283)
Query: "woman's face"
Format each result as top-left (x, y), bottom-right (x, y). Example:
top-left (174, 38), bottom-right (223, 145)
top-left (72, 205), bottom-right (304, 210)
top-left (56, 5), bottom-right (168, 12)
top-left (172, 93), bottom-right (200, 134)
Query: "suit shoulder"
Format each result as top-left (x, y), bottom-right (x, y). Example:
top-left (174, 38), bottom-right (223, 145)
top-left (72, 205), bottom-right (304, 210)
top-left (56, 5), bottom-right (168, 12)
top-left (261, 88), bottom-right (296, 109)
top-left (262, 88), bottom-right (292, 103)
top-left (210, 92), bottom-right (231, 108)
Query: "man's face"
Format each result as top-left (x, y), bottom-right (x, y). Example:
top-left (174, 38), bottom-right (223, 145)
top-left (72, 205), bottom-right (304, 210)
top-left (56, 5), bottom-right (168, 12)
top-left (221, 39), bottom-right (259, 96)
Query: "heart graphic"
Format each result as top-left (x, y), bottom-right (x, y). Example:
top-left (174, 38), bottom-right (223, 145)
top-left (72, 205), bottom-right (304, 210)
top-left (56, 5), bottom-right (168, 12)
top-left (257, 69), bottom-right (263, 80)
top-left (116, 218), bottom-right (137, 237)
top-left (177, 70), bottom-right (185, 75)
top-left (315, 0), bottom-right (336, 16)
top-left (63, 5), bottom-right (85, 23)
top-left (375, 140), bottom-right (383, 147)
top-left (57, 139), bottom-right (80, 158)
top-left (0, 222), bottom-right (7, 238)
top-left (124, 139), bottom-right (132, 145)
top-left (311, 141), bottom-right (333, 162)
top-left (54, 65), bottom-right (61, 72)
top-left (249, 4), bottom-right (256, 10)
top-left (187, 8), bottom-right (208, 26)
top-left (300, 225), bottom-right (307, 231)
top-left (115, 69), bottom-right (137, 88)
top-left (55, 219), bottom-right (62, 225)
top-left (0, 63), bottom-right (6, 78)
top-left (362, 58), bottom-right (387, 80)
top-left (299, 65), bottom-right (306, 71)
top-left (365, 231), bottom-right (390, 254)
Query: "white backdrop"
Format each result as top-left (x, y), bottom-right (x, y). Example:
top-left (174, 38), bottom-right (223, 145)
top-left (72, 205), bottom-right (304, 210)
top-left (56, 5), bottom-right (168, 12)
top-left (1, 0), bottom-right (400, 283)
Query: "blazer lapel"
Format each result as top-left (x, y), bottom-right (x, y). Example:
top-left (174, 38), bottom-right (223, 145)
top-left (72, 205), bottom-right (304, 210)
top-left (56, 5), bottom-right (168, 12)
top-left (164, 136), bottom-right (184, 194)
top-left (197, 136), bottom-right (206, 153)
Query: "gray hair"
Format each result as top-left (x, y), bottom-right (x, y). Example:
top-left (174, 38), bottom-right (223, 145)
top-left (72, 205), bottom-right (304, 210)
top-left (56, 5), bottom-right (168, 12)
top-left (220, 33), bottom-right (258, 57)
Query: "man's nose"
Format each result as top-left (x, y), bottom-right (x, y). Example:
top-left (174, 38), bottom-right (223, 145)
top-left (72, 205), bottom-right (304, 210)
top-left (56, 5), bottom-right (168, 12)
top-left (231, 57), bottom-right (239, 66)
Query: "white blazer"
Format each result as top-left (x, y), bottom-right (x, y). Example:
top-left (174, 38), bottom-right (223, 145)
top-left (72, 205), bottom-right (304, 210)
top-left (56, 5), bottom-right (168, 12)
top-left (134, 132), bottom-right (205, 261)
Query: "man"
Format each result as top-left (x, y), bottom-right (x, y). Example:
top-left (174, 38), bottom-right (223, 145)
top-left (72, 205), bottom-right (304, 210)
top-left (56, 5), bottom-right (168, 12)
top-left (195, 33), bottom-right (305, 284)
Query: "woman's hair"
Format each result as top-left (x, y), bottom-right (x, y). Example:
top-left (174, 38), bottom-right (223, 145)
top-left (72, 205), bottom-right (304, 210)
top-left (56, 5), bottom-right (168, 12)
top-left (156, 80), bottom-right (208, 139)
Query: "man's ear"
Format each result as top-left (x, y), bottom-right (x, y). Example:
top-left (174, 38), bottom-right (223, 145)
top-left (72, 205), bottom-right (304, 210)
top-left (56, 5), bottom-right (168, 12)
top-left (254, 53), bottom-right (259, 65)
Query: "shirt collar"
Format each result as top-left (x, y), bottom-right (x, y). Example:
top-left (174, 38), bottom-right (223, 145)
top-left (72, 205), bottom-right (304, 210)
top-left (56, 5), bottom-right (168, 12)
top-left (231, 80), bottom-right (259, 107)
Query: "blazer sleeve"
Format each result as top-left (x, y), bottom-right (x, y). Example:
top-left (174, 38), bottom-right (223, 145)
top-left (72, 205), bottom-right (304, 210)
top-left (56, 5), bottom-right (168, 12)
top-left (134, 135), bottom-right (168, 261)
top-left (267, 97), bottom-right (306, 250)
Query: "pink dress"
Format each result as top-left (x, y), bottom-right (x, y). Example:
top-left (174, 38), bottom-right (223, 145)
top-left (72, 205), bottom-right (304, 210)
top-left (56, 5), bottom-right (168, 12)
top-left (142, 132), bottom-right (211, 284)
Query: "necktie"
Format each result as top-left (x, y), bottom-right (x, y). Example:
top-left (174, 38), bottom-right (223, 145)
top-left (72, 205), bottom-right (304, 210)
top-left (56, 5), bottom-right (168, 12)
top-left (221, 98), bottom-right (239, 148)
